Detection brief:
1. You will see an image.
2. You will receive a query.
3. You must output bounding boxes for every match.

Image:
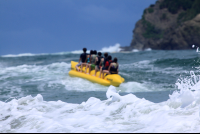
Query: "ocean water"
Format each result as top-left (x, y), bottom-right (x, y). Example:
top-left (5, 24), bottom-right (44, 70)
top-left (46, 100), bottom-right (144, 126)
top-left (0, 44), bottom-right (200, 132)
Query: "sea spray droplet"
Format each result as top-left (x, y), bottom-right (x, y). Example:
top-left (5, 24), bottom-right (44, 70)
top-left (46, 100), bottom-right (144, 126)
top-left (190, 71), bottom-right (197, 84)
top-left (197, 47), bottom-right (199, 52)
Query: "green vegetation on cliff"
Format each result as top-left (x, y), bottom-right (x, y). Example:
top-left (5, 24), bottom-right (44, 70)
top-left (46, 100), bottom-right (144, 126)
top-left (141, 0), bottom-right (200, 39)
top-left (159, 0), bottom-right (194, 14)
top-left (160, 0), bottom-right (200, 22)
top-left (141, 14), bottom-right (163, 39)
top-left (128, 0), bottom-right (200, 50)
top-left (141, 19), bottom-right (163, 39)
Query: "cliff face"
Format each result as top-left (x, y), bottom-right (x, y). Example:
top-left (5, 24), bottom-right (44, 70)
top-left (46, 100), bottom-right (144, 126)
top-left (123, 0), bottom-right (200, 51)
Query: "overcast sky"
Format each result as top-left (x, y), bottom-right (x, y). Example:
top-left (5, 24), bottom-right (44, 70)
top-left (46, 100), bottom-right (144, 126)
top-left (0, 0), bottom-right (157, 55)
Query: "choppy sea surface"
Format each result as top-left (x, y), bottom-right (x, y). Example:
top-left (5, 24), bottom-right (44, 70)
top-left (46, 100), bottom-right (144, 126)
top-left (0, 44), bottom-right (200, 132)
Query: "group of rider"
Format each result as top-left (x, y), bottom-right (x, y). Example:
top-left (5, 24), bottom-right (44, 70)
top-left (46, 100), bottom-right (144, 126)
top-left (75, 48), bottom-right (119, 79)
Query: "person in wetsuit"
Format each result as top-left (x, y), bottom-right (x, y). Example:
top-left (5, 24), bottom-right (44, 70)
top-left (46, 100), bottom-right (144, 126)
top-left (81, 50), bottom-right (93, 73)
top-left (75, 48), bottom-right (88, 72)
top-left (93, 52), bottom-right (103, 76)
top-left (98, 52), bottom-right (108, 78)
top-left (87, 50), bottom-right (97, 74)
top-left (102, 57), bottom-right (118, 78)
top-left (109, 57), bottom-right (118, 74)
top-left (102, 55), bottom-right (113, 79)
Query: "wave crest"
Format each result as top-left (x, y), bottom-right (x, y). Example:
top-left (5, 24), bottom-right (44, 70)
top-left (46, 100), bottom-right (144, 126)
top-left (1, 44), bottom-right (123, 57)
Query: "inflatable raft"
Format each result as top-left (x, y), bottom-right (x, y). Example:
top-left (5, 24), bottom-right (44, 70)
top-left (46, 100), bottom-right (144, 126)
top-left (68, 61), bottom-right (125, 87)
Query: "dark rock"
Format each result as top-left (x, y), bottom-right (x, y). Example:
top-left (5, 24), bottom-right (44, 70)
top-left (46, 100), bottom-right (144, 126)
top-left (122, 0), bottom-right (200, 51)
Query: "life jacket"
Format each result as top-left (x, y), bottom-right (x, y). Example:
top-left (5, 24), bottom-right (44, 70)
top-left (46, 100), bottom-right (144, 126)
top-left (86, 55), bottom-right (91, 63)
top-left (105, 60), bottom-right (112, 68)
top-left (103, 57), bottom-right (108, 67)
top-left (99, 58), bottom-right (104, 67)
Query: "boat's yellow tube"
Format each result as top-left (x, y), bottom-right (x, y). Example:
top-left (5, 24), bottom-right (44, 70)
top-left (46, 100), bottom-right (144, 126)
top-left (68, 61), bottom-right (125, 87)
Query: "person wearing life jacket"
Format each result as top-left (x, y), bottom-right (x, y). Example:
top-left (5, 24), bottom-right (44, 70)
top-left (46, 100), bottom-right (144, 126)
top-left (87, 50), bottom-right (97, 74)
top-left (98, 52), bottom-right (108, 78)
top-left (93, 52), bottom-right (103, 76)
top-left (75, 48), bottom-right (88, 72)
top-left (102, 55), bottom-right (113, 79)
top-left (81, 50), bottom-right (93, 73)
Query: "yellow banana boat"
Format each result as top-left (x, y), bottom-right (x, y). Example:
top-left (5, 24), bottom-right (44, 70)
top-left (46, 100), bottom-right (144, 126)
top-left (68, 61), bottom-right (125, 87)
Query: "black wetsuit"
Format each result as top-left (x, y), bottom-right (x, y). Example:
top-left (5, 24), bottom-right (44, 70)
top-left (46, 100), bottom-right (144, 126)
top-left (109, 63), bottom-right (118, 74)
top-left (96, 56), bottom-right (103, 69)
top-left (96, 56), bottom-right (103, 65)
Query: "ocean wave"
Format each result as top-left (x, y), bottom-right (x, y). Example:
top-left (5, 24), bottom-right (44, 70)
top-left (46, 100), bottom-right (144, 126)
top-left (1, 43), bottom-right (124, 58)
top-left (1, 53), bottom-right (38, 57)
top-left (0, 62), bottom-right (72, 100)
top-left (166, 70), bottom-right (200, 113)
top-left (144, 48), bottom-right (152, 51)
top-left (100, 43), bottom-right (122, 53)
top-left (0, 85), bottom-right (200, 133)
top-left (71, 43), bottom-right (123, 54)
top-left (1, 52), bottom-right (72, 58)
top-left (120, 59), bottom-right (187, 75)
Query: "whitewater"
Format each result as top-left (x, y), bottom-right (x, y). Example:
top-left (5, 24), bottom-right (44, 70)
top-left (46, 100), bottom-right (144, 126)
top-left (0, 44), bottom-right (200, 132)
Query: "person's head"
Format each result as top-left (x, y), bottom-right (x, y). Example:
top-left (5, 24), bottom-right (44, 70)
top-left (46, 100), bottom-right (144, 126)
top-left (113, 57), bottom-right (118, 63)
top-left (108, 55), bottom-right (112, 60)
top-left (93, 50), bottom-right (97, 55)
top-left (97, 52), bottom-right (102, 56)
top-left (104, 52), bottom-right (108, 58)
top-left (83, 48), bottom-right (87, 53)
top-left (90, 50), bottom-right (93, 55)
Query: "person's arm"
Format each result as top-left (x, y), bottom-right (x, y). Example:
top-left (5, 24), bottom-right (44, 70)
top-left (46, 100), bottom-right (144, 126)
top-left (99, 58), bottom-right (104, 66)
top-left (78, 58), bottom-right (81, 63)
top-left (84, 55), bottom-right (87, 63)
top-left (89, 55), bottom-right (92, 64)
top-left (78, 54), bottom-right (82, 63)
top-left (95, 57), bottom-right (98, 64)
top-left (108, 63), bottom-right (112, 71)
top-left (117, 63), bottom-right (119, 74)
top-left (86, 55), bottom-right (89, 63)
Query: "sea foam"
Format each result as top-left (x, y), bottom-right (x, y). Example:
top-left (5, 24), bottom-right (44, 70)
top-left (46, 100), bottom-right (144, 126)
top-left (1, 79), bottom-right (200, 133)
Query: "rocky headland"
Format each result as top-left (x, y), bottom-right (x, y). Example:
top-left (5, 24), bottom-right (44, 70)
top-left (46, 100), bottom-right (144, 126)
top-left (121, 0), bottom-right (200, 51)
